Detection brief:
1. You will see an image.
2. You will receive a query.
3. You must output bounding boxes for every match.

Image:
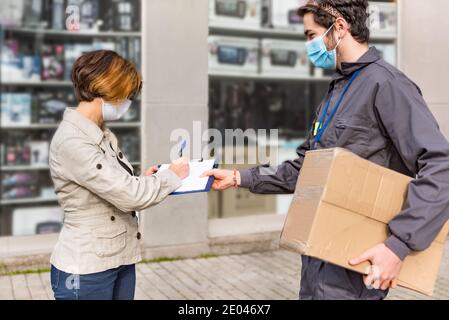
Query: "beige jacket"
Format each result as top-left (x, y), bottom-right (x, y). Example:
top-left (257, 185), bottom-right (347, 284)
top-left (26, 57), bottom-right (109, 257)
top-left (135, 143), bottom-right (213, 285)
top-left (49, 108), bottom-right (181, 274)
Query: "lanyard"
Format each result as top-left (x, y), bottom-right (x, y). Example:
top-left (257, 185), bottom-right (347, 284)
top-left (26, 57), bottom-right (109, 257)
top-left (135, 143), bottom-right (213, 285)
top-left (315, 69), bottom-right (362, 144)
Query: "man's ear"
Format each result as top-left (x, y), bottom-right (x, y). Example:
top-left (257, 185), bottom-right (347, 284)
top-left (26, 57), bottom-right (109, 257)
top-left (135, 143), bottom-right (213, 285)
top-left (334, 17), bottom-right (350, 40)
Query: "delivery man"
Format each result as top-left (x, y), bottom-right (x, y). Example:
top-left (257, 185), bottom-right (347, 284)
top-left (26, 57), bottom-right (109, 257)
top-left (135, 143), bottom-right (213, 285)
top-left (202, 0), bottom-right (449, 299)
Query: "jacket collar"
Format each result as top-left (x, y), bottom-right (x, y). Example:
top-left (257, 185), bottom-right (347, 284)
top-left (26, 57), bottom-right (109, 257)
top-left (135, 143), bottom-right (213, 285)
top-left (332, 46), bottom-right (382, 80)
top-left (63, 108), bottom-right (105, 145)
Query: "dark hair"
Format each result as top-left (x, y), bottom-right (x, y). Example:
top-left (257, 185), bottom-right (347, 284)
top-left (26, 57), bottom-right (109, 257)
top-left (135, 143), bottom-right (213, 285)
top-left (71, 50), bottom-right (142, 103)
top-left (299, 0), bottom-right (370, 44)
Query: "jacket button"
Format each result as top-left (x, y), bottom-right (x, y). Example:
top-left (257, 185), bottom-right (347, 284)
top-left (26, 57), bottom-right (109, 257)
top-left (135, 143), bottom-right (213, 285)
top-left (132, 212), bottom-right (136, 218)
top-left (96, 163), bottom-right (102, 170)
top-left (137, 232), bottom-right (141, 240)
top-left (110, 216), bottom-right (115, 221)
top-left (118, 152), bottom-right (123, 159)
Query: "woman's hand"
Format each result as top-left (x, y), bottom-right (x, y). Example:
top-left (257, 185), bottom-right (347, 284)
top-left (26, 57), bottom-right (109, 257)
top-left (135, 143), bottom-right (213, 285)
top-left (169, 157), bottom-right (190, 179)
top-left (143, 165), bottom-right (159, 176)
top-left (201, 169), bottom-right (241, 190)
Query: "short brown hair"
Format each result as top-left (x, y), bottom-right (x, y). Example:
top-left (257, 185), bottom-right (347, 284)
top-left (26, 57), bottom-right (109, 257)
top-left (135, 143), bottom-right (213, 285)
top-left (71, 50), bottom-right (142, 103)
top-left (298, 0), bottom-right (370, 44)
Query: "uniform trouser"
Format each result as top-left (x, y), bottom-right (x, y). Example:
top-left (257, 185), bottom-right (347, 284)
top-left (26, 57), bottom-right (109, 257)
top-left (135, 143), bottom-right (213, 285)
top-left (299, 256), bottom-right (388, 300)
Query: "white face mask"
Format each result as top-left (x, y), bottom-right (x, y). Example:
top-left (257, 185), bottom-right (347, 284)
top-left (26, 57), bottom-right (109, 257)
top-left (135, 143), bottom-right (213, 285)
top-left (101, 99), bottom-right (132, 121)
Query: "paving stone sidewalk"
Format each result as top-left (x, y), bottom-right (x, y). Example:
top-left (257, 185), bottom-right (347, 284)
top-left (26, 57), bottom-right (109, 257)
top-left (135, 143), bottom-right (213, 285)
top-left (1, 247), bottom-right (449, 300)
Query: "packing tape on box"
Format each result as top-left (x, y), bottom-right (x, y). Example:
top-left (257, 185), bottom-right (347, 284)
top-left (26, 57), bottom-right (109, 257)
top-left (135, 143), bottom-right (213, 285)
top-left (292, 186), bottom-right (324, 202)
top-left (279, 238), bottom-right (309, 253)
top-left (303, 149), bottom-right (337, 168)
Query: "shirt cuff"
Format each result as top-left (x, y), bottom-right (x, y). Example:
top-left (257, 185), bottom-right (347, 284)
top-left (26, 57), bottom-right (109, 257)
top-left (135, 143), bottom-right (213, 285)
top-left (384, 234), bottom-right (412, 261)
top-left (239, 169), bottom-right (253, 188)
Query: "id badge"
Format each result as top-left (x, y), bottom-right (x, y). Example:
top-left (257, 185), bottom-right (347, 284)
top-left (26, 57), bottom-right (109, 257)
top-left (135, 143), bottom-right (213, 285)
top-left (313, 121), bottom-right (321, 137)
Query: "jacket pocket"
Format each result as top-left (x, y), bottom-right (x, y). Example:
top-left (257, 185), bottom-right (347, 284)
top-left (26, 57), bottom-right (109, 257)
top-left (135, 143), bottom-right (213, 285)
top-left (92, 225), bottom-right (127, 257)
top-left (334, 115), bottom-right (371, 146)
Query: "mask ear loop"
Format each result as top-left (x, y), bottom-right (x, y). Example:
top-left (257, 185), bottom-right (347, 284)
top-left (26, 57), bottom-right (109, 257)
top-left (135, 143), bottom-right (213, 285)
top-left (323, 23), bottom-right (343, 51)
top-left (334, 36), bottom-right (342, 50)
top-left (323, 23), bottom-right (335, 37)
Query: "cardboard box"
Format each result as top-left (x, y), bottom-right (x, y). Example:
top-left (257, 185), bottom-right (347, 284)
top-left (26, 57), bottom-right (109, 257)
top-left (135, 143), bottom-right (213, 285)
top-left (280, 147), bottom-right (449, 296)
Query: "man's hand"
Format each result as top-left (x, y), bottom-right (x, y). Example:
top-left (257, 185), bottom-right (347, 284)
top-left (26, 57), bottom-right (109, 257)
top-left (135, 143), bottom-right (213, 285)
top-left (201, 169), bottom-right (241, 190)
top-left (349, 243), bottom-right (403, 290)
top-left (144, 165), bottom-right (159, 176)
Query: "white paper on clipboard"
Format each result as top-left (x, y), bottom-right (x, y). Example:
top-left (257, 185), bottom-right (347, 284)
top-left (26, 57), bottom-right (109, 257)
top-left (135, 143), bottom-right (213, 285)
top-left (158, 159), bottom-right (216, 195)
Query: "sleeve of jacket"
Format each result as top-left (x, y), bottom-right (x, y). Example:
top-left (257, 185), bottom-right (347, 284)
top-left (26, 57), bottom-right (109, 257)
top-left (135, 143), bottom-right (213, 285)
top-left (239, 129), bottom-right (313, 194)
top-left (56, 137), bottom-right (182, 212)
top-left (375, 77), bottom-right (449, 260)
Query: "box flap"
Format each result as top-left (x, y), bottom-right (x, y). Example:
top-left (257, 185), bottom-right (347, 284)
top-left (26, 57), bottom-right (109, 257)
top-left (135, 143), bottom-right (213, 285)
top-left (297, 148), bottom-right (337, 188)
top-left (281, 187), bottom-right (324, 254)
top-left (322, 149), bottom-right (411, 223)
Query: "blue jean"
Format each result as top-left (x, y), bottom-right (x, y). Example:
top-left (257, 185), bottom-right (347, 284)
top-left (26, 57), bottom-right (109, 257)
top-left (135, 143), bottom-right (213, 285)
top-left (51, 264), bottom-right (136, 300)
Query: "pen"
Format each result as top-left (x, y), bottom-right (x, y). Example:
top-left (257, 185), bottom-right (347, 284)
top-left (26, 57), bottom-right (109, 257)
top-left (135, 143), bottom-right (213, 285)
top-left (179, 139), bottom-right (187, 158)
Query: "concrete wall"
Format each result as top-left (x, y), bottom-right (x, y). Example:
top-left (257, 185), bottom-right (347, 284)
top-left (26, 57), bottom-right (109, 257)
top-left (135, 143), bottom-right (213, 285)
top-left (398, 0), bottom-right (449, 138)
top-left (140, 0), bottom-right (209, 250)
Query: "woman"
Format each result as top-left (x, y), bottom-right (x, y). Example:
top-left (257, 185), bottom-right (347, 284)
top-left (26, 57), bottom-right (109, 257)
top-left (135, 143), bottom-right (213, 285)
top-left (48, 50), bottom-right (189, 300)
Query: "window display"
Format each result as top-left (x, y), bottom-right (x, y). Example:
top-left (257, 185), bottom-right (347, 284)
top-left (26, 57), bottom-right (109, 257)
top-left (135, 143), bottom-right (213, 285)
top-left (101, 0), bottom-right (141, 32)
top-left (1, 40), bottom-right (40, 82)
top-left (1, 0), bottom-right (141, 32)
top-left (12, 206), bottom-right (63, 236)
top-left (0, 0), bottom-right (25, 27)
top-left (375, 43), bottom-right (396, 66)
top-left (262, 0), bottom-right (308, 32)
top-left (1, 37), bottom-right (140, 83)
top-left (209, 0), bottom-right (262, 28)
top-left (369, 1), bottom-right (397, 38)
top-left (1, 93), bottom-right (32, 127)
top-left (209, 36), bottom-right (259, 74)
top-left (0, 0), bottom-right (142, 237)
top-left (29, 141), bottom-right (50, 166)
top-left (208, 1), bottom-right (398, 218)
top-left (34, 91), bottom-right (76, 124)
top-left (261, 39), bottom-right (310, 77)
top-left (41, 44), bottom-right (65, 81)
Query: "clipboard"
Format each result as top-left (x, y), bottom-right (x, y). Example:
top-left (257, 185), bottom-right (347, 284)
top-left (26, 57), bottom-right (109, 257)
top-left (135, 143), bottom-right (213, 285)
top-left (157, 159), bottom-right (218, 195)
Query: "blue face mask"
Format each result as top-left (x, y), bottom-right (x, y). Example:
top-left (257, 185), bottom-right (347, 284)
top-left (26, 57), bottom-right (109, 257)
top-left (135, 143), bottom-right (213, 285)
top-left (306, 24), bottom-right (342, 70)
